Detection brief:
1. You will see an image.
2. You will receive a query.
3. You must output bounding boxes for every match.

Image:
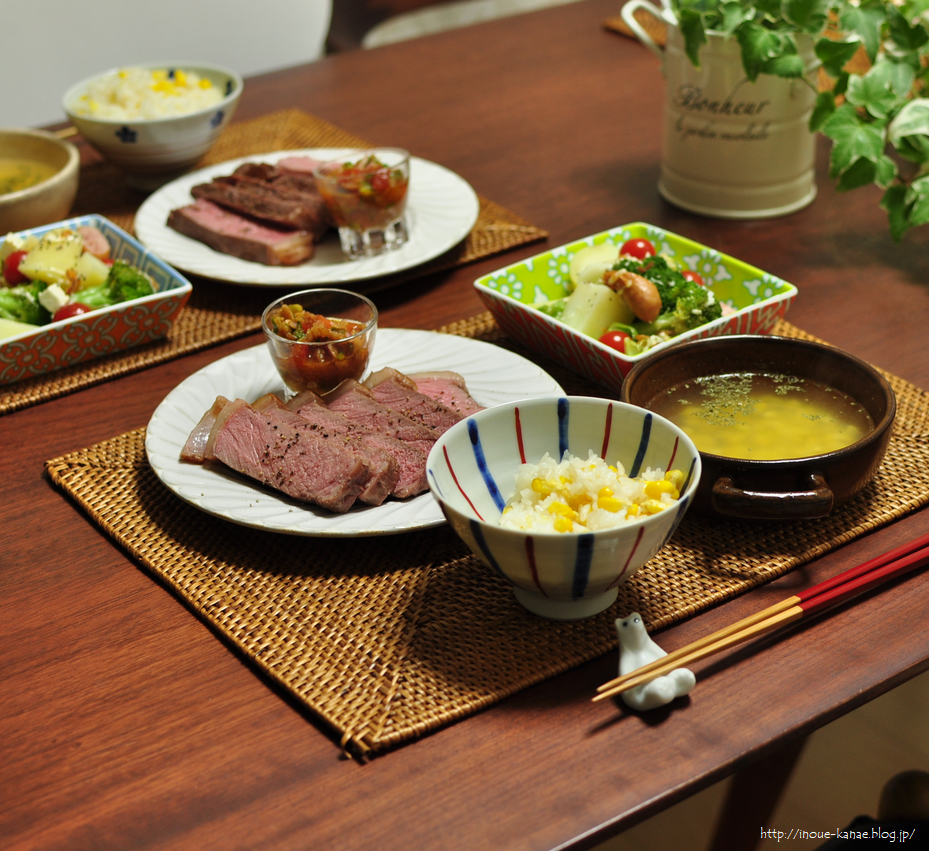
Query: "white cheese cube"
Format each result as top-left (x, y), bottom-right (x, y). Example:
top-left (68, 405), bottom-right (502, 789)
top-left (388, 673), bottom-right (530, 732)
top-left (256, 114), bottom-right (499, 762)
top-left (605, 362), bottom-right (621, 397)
top-left (39, 284), bottom-right (70, 315)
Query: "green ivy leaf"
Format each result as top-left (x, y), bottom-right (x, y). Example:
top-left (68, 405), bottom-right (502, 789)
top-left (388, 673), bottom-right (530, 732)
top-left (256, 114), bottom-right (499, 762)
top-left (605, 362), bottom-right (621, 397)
top-left (815, 37), bottom-right (863, 79)
top-left (875, 154), bottom-right (899, 188)
top-left (839, 1), bottom-right (886, 62)
top-left (718, 1), bottom-right (755, 36)
top-left (845, 63), bottom-right (901, 120)
top-left (835, 157), bottom-right (876, 191)
top-left (901, 0), bottom-right (929, 19)
top-left (881, 183), bottom-right (909, 241)
top-left (888, 98), bottom-right (929, 162)
top-left (810, 90), bottom-right (837, 132)
top-left (754, 0), bottom-right (783, 19)
top-left (678, 8), bottom-right (708, 68)
top-left (784, 0), bottom-right (830, 34)
top-left (822, 103), bottom-right (885, 177)
top-left (905, 174), bottom-right (929, 227)
top-left (887, 3), bottom-right (929, 53)
top-left (737, 23), bottom-right (792, 80)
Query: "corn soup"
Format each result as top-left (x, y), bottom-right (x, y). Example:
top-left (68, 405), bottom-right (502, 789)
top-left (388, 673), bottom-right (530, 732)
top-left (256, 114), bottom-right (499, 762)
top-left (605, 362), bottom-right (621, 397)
top-left (650, 373), bottom-right (874, 461)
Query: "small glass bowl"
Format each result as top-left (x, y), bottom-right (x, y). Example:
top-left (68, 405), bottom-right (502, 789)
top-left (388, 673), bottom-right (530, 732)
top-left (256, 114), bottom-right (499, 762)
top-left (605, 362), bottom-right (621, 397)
top-left (261, 288), bottom-right (378, 396)
top-left (313, 148), bottom-right (410, 259)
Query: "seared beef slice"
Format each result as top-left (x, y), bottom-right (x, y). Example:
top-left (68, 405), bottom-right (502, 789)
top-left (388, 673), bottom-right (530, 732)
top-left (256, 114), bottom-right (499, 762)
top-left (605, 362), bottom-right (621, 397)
top-left (363, 368), bottom-right (464, 434)
top-left (209, 399), bottom-right (369, 513)
top-left (167, 198), bottom-right (315, 266)
top-left (289, 391), bottom-right (427, 499)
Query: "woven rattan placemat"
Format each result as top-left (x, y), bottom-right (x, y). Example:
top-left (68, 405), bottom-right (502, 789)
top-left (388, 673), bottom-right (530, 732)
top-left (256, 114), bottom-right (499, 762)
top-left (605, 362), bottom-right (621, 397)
top-left (45, 315), bottom-right (929, 756)
top-left (1, 109), bottom-right (546, 417)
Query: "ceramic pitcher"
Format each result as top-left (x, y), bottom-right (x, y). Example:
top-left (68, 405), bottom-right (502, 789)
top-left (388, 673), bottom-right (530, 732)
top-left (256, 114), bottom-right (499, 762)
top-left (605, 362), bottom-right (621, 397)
top-left (621, 0), bottom-right (818, 219)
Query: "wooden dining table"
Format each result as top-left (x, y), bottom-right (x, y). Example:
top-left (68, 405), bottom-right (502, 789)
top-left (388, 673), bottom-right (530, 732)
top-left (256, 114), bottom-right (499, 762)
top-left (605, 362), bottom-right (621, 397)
top-left (6, 2), bottom-right (929, 849)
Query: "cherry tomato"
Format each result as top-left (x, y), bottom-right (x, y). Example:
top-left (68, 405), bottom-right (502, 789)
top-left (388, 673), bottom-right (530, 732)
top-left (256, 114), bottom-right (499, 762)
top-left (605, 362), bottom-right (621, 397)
top-left (682, 269), bottom-right (705, 287)
top-left (619, 238), bottom-right (655, 260)
top-left (599, 329), bottom-right (632, 353)
top-left (3, 250), bottom-right (29, 285)
top-left (53, 303), bottom-right (93, 322)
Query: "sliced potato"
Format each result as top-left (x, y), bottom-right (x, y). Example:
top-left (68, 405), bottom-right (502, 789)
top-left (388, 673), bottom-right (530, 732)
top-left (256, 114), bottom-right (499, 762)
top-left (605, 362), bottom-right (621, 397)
top-left (560, 282), bottom-right (635, 340)
top-left (0, 317), bottom-right (40, 340)
top-left (18, 228), bottom-right (83, 287)
top-left (74, 252), bottom-right (111, 290)
top-left (568, 242), bottom-right (620, 289)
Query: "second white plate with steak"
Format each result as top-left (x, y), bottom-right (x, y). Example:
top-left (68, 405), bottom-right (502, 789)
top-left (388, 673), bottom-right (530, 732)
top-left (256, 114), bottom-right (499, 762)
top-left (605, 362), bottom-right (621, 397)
top-left (145, 329), bottom-right (564, 536)
top-left (134, 148), bottom-right (480, 285)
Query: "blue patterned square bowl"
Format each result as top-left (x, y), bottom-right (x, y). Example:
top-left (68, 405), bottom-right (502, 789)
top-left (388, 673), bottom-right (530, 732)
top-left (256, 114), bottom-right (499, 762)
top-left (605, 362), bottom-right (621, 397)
top-left (0, 214), bottom-right (192, 385)
top-left (426, 396), bottom-right (701, 620)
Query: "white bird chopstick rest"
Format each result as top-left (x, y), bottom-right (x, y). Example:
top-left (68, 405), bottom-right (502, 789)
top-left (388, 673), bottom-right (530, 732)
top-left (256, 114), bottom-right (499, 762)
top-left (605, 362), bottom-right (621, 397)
top-left (615, 614), bottom-right (696, 711)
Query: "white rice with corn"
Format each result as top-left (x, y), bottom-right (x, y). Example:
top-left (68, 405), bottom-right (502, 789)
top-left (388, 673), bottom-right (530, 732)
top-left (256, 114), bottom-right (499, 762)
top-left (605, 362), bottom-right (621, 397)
top-left (73, 67), bottom-right (223, 120)
top-left (499, 451), bottom-right (683, 533)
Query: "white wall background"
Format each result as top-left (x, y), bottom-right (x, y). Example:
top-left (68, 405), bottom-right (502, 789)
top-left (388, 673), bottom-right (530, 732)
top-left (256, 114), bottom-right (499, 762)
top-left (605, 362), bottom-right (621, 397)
top-left (3, 0), bottom-right (332, 128)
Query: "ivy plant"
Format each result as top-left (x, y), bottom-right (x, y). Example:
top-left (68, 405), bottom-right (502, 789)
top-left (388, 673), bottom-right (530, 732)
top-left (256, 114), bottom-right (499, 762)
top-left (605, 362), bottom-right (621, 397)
top-left (673, 0), bottom-right (929, 240)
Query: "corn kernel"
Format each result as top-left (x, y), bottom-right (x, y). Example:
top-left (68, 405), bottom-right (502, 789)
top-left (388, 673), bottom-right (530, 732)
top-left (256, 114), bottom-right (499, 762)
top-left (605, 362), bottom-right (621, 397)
top-left (626, 504), bottom-right (640, 517)
top-left (643, 499), bottom-right (666, 515)
top-left (548, 502), bottom-right (577, 520)
top-left (598, 487), bottom-right (614, 498)
top-left (531, 478), bottom-right (553, 496)
top-left (645, 479), bottom-right (679, 500)
top-left (553, 516), bottom-right (574, 533)
top-left (598, 496), bottom-right (623, 512)
top-left (665, 470), bottom-right (685, 490)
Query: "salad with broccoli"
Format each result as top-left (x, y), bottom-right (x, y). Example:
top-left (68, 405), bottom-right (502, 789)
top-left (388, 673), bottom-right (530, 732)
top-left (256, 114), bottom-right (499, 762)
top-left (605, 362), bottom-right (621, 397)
top-left (535, 237), bottom-right (726, 357)
top-left (0, 226), bottom-right (156, 340)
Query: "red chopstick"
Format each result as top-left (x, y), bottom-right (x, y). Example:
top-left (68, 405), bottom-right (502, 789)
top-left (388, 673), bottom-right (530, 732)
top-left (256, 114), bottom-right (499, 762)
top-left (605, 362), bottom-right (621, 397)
top-left (593, 531), bottom-right (929, 702)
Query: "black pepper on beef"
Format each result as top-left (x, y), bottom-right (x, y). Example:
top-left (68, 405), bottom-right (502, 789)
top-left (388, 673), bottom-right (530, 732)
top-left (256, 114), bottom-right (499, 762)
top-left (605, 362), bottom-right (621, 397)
top-left (179, 368), bottom-right (479, 513)
top-left (205, 398), bottom-right (370, 513)
top-left (362, 368), bottom-right (464, 434)
top-left (288, 390), bottom-right (428, 499)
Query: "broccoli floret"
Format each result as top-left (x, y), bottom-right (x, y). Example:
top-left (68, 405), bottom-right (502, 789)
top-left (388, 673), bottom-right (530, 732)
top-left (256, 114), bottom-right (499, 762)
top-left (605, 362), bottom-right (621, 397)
top-left (636, 283), bottom-right (723, 337)
top-left (534, 297), bottom-right (567, 320)
top-left (79, 261), bottom-right (155, 309)
top-left (0, 281), bottom-right (51, 325)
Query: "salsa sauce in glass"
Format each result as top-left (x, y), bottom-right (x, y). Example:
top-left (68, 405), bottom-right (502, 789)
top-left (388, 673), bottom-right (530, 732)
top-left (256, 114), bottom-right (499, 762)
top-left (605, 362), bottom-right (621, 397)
top-left (315, 153), bottom-right (409, 232)
top-left (266, 303), bottom-right (370, 393)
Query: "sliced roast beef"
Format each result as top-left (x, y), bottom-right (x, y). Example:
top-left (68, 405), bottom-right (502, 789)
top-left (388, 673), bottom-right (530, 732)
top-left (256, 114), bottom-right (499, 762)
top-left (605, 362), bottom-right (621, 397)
top-left (288, 390), bottom-right (427, 499)
top-left (362, 368), bottom-right (464, 434)
top-left (408, 371), bottom-right (485, 418)
top-left (167, 199), bottom-right (315, 266)
top-left (205, 398), bottom-right (368, 513)
top-left (190, 179), bottom-right (329, 235)
top-left (276, 155), bottom-right (324, 175)
top-left (325, 379), bottom-right (437, 456)
top-left (181, 395), bottom-right (230, 463)
top-left (271, 391), bottom-right (400, 505)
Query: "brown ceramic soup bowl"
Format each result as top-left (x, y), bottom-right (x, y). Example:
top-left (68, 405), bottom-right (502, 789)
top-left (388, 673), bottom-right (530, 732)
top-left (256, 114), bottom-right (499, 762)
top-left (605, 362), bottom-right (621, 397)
top-left (620, 335), bottom-right (896, 520)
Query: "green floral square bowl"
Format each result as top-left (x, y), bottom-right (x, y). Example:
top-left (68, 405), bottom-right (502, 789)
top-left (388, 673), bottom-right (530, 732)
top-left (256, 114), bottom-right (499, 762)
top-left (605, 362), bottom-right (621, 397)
top-left (473, 222), bottom-right (797, 394)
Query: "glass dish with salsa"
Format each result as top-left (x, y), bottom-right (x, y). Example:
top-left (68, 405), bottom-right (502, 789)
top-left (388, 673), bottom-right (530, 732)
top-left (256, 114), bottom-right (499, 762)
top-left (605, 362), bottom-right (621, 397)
top-left (313, 149), bottom-right (410, 259)
top-left (261, 288), bottom-right (377, 395)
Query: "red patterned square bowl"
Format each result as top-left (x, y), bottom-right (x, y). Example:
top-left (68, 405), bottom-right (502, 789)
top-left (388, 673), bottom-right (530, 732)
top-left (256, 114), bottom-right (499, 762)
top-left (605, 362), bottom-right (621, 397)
top-left (0, 214), bottom-right (192, 385)
top-left (473, 222), bottom-right (797, 395)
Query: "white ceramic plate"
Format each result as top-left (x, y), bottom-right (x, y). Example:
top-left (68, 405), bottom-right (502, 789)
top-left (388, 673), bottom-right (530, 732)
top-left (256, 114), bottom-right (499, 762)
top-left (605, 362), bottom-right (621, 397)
top-left (145, 329), bottom-right (565, 536)
top-left (134, 148), bottom-right (480, 285)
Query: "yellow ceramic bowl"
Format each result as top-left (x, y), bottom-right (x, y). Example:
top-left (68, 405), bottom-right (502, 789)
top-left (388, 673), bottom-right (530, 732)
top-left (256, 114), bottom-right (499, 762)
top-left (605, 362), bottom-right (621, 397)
top-left (0, 129), bottom-right (80, 232)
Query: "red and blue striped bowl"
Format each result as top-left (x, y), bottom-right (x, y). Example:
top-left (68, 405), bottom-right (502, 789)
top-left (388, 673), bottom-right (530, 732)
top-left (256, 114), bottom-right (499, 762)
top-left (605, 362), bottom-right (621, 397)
top-left (426, 396), bottom-right (701, 620)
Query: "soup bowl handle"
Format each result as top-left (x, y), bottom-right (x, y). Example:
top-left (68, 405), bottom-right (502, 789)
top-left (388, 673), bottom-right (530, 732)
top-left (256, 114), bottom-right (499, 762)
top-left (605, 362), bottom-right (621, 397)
top-left (710, 473), bottom-right (834, 520)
